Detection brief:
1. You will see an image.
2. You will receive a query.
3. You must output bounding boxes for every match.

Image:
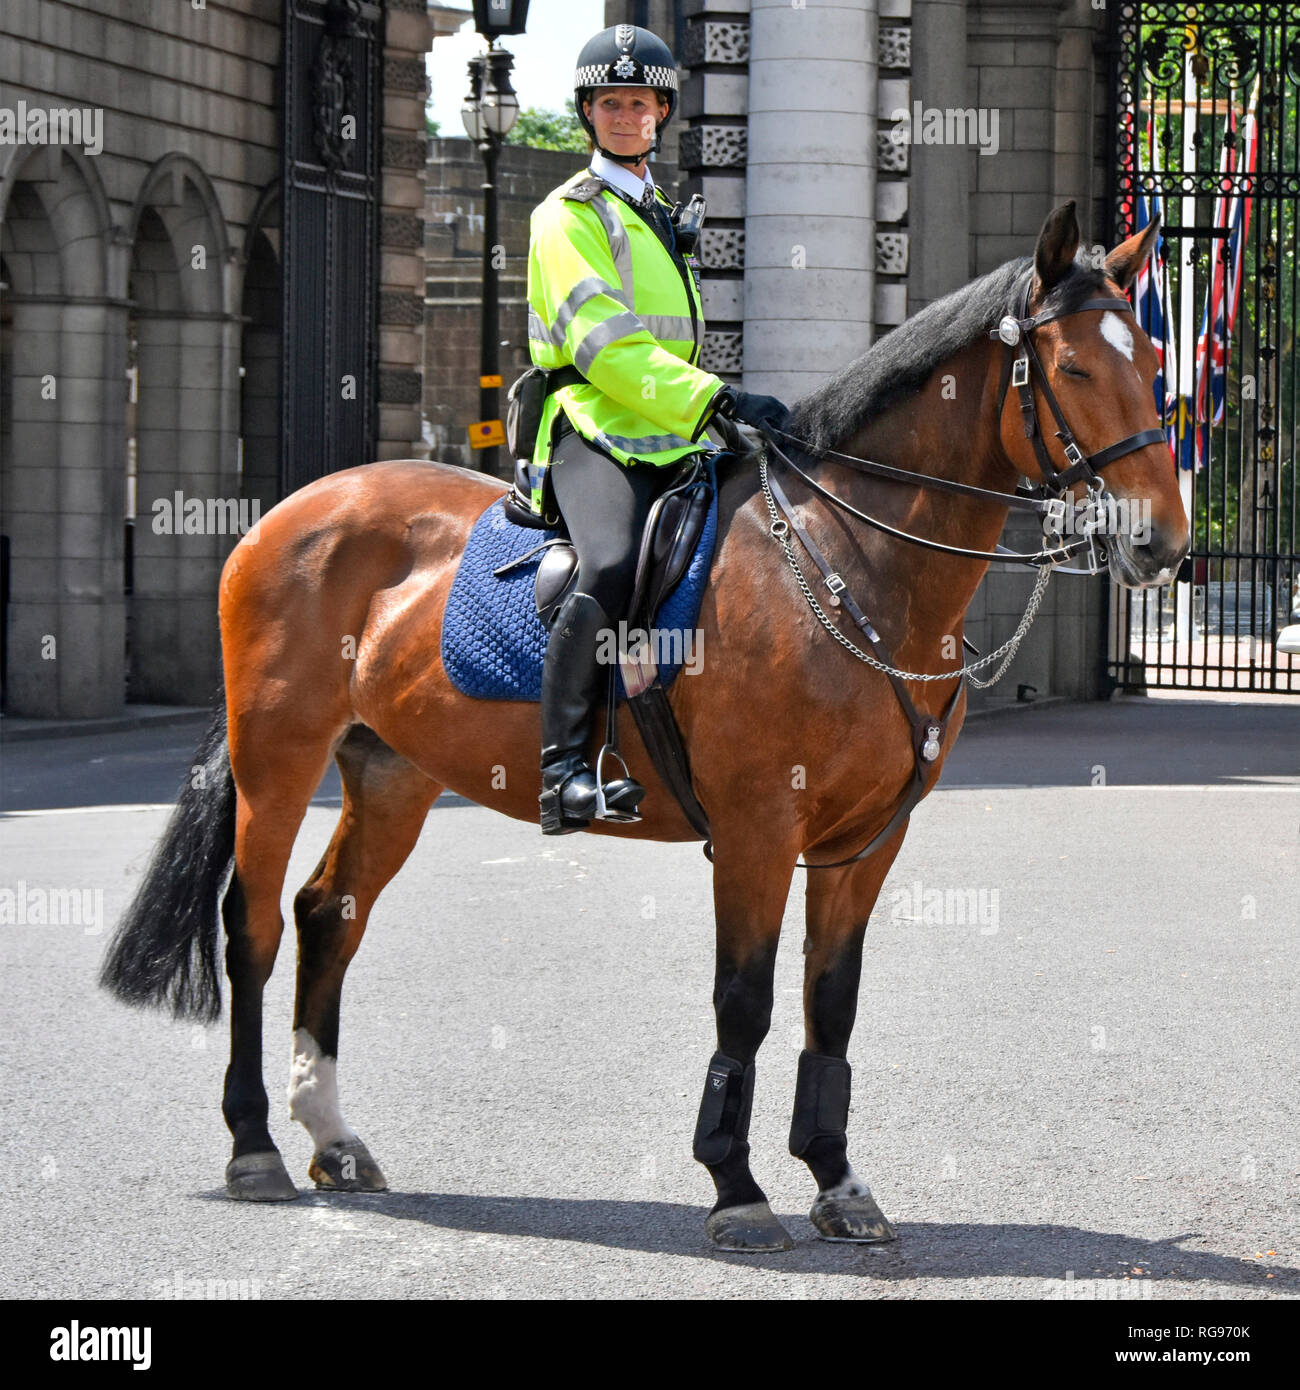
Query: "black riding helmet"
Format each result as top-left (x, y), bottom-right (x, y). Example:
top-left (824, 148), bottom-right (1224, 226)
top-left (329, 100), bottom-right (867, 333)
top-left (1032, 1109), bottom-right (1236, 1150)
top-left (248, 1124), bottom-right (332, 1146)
top-left (574, 23), bottom-right (678, 165)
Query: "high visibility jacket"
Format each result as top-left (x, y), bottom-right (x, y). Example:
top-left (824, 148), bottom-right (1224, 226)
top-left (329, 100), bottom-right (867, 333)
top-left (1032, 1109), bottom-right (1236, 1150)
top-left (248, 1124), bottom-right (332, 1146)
top-left (525, 168), bottom-right (725, 513)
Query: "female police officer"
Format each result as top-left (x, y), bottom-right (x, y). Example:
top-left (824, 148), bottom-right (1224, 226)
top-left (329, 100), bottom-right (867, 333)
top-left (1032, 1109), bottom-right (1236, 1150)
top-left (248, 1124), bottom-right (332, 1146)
top-left (527, 23), bottom-right (789, 835)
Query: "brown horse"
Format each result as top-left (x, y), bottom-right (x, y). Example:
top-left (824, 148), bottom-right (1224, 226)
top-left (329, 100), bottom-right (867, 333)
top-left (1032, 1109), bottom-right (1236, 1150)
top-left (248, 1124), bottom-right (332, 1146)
top-left (101, 204), bottom-right (1188, 1251)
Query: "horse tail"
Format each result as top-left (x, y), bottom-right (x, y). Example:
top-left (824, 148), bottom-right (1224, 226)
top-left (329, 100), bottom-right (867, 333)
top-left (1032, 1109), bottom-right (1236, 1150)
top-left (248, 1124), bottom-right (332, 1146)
top-left (99, 698), bottom-right (235, 1023)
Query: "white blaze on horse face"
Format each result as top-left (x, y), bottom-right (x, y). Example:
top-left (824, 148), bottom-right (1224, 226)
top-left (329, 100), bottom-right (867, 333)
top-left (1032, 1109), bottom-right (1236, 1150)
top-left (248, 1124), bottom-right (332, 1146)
top-left (1099, 310), bottom-right (1136, 365)
top-left (288, 1028), bottom-right (357, 1150)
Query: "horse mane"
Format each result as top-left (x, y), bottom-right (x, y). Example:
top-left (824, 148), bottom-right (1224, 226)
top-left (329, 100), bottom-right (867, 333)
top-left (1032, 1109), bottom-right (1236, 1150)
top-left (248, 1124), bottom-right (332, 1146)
top-left (788, 255), bottom-right (1110, 454)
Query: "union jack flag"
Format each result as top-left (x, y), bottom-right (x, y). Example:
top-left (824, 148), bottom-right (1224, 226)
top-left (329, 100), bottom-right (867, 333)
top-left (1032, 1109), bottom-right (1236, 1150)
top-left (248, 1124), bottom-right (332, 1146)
top-left (1126, 104), bottom-right (1177, 461)
top-left (1191, 78), bottom-right (1259, 469)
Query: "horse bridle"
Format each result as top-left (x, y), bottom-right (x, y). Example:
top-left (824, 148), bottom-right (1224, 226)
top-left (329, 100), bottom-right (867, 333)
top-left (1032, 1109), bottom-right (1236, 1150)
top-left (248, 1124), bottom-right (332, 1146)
top-left (991, 273), bottom-right (1167, 507)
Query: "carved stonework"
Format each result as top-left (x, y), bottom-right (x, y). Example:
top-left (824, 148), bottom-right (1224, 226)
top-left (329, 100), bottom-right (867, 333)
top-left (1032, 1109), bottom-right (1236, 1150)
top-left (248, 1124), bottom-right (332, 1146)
top-left (878, 26), bottom-right (911, 70)
top-left (385, 56), bottom-right (427, 94)
top-left (701, 331), bottom-right (743, 375)
top-left (699, 227), bottom-right (745, 271)
top-left (683, 21), bottom-right (750, 67)
top-left (875, 231), bottom-right (909, 275)
top-left (379, 290), bottom-right (424, 326)
top-left (381, 212), bottom-right (424, 249)
top-left (382, 134), bottom-right (426, 171)
top-left (378, 367), bottom-right (423, 404)
top-left (877, 128), bottom-right (909, 173)
top-left (679, 124), bottom-right (748, 171)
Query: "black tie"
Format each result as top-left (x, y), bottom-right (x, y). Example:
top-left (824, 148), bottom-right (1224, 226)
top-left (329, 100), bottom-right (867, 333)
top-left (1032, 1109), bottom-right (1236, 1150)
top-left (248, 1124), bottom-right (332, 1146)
top-left (639, 186), bottom-right (673, 252)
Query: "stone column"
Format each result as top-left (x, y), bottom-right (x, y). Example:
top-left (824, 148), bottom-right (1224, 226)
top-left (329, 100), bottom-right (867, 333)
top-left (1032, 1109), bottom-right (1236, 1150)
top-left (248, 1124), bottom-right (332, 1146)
top-left (3, 297), bottom-right (128, 718)
top-left (907, 0), bottom-right (969, 309)
top-left (680, 3), bottom-right (752, 385)
top-left (375, 0), bottom-right (435, 461)
top-left (967, 0), bottom-right (1068, 274)
top-left (130, 313), bottom-right (233, 704)
top-left (1054, 0), bottom-right (1106, 240)
top-left (963, 0), bottom-right (1111, 708)
top-left (744, 0), bottom-right (877, 399)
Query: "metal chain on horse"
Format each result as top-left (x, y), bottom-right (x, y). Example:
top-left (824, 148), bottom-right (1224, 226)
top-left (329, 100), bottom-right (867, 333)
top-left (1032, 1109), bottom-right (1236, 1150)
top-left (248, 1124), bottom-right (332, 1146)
top-left (758, 447), bottom-right (1053, 689)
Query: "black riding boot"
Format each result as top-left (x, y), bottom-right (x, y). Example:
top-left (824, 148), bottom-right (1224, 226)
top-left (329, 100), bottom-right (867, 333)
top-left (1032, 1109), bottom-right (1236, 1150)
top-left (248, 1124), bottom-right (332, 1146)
top-left (539, 590), bottom-right (644, 835)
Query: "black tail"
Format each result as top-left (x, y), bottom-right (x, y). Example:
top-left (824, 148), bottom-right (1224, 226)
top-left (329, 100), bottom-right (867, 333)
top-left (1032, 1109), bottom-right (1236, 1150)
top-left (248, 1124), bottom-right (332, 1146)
top-left (99, 702), bottom-right (235, 1023)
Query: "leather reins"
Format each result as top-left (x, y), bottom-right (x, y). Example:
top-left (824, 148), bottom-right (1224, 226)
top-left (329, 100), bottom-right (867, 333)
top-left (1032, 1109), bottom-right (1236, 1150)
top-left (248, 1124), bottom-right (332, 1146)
top-left (758, 272), bottom-right (1167, 869)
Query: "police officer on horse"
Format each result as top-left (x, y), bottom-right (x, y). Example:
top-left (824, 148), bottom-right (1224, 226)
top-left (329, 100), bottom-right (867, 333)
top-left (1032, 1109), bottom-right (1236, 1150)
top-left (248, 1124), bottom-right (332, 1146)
top-left (524, 23), bottom-right (790, 835)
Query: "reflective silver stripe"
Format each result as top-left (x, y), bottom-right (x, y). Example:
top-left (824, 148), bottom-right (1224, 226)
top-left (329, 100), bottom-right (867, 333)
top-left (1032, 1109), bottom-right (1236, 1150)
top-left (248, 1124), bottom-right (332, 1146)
top-left (527, 308), bottom-right (554, 346)
top-left (573, 310), bottom-right (646, 374)
top-left (642, 315), bottom-right (695, 343)
top-left (601, 430), bottom-right (695, 455)
top-left (588, 195), bottom-right (634, 307)
top-left (552, 275), bottom-right (621, 347)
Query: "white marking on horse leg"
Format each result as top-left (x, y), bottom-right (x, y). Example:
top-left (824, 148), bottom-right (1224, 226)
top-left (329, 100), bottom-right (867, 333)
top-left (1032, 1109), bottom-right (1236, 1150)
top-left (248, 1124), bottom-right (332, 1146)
top-left (288, 1028), bottom-right (357, 1151)
top-left (821, 1164), bottom-right (872, 1200)
top-left (1100, 310), bottom-right (1135, 362)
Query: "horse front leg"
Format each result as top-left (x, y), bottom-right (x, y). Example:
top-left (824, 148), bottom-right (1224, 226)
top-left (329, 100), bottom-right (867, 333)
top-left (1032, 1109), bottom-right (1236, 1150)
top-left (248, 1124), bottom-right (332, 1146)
top-left (794, 831), bottom-right (907, 1242)
top-left (693, 835), bottom-right (798, 1252)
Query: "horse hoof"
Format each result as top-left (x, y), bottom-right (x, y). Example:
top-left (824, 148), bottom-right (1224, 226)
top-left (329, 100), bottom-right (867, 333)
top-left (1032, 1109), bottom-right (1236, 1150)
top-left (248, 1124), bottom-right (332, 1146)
top-left (810, 1188), bottom-right (896, 1243)
top-left (705, 1201), bottom-right (794, 1253)
top-left (309, 1138), bottom-right (388, 1192)
top-left (225, 1150), bottom-right (299, 1202)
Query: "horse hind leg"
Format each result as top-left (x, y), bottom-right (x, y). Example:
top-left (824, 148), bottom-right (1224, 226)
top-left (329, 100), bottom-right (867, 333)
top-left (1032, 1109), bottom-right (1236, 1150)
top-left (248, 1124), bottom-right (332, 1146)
top-left (794, 836), bottom-right (907, 1242)
top-left (223, 712), bottom-right (343, 1201)
top-left (288, 725), bottom-right (441, 1192)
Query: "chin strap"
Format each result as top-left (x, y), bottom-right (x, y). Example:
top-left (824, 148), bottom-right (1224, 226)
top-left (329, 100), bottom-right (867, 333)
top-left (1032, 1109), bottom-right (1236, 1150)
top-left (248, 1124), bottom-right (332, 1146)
top-left (596, 146), bottom-right (654, 165)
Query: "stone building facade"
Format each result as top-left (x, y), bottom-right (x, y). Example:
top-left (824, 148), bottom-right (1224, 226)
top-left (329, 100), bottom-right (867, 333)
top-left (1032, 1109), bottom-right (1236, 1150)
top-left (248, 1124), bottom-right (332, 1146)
top-left (0, 0), bottom-right (436, 719)
top-left (425, 0), bottom-right (1121, 708)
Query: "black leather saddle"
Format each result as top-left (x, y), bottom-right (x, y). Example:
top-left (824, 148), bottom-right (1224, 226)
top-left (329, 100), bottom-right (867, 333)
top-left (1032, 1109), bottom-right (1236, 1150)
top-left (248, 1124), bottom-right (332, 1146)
top-left (529, 453), bottom-right (712, 631)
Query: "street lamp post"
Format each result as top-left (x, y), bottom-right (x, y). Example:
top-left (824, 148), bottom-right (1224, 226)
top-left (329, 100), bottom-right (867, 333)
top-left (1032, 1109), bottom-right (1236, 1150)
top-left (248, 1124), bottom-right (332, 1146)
top-left (462, 45), bottom-right (519, 478)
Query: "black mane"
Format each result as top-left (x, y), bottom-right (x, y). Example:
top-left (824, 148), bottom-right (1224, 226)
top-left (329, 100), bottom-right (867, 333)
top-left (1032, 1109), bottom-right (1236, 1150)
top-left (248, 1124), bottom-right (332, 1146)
top-left (788, 256), bottom-right (1110, 453)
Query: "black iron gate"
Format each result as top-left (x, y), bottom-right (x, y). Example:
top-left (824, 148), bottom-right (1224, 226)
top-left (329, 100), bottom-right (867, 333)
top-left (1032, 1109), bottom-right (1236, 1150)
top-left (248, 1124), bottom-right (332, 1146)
top-left (280, 0), bottom-right (382, 495)
top-left (1108, 1), bottom-right (1298, 692)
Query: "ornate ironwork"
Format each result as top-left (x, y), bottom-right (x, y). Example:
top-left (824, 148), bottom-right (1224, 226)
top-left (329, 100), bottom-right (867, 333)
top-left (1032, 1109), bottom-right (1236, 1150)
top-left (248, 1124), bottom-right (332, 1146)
top-left (1107, 1), bottom-right (1299, 694)
top-left (280, 0), bottom-right (381, 495)
top-left (311, 30), bottom-right (357, 171)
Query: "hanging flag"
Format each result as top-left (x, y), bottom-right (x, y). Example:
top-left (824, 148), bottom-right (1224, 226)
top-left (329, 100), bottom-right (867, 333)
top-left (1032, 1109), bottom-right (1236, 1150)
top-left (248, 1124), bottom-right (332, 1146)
top-left (1128, 108), bottom-right (1178, 461)
top-left (1192, 77), bottom-right (1259, 468)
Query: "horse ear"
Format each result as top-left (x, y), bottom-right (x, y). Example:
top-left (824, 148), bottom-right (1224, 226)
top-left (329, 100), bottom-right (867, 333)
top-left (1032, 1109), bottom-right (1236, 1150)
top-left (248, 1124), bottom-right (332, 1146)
top-left (1105, 212), bottom-right (1162, 291)
top-left (1033, 201), bottom-right (1081, 293)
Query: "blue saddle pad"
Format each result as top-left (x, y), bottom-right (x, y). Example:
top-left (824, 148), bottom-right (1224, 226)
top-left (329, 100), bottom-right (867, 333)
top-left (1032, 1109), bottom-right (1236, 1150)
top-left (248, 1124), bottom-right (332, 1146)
top-left (442, 457), bottom-right (720, 702)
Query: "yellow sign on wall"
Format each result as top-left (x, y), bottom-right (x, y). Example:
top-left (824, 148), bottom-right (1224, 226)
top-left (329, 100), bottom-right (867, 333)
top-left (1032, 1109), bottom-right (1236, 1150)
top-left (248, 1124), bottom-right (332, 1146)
top-left (479, 374), bottom-right (503, 389)
top-left (469, 418), bottom-right (506, 449)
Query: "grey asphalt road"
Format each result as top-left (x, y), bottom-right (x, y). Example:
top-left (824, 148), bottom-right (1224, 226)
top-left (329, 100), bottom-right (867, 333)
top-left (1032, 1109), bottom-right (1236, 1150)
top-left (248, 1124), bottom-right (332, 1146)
top-left (0, 696), bottom-right (1296, 1300)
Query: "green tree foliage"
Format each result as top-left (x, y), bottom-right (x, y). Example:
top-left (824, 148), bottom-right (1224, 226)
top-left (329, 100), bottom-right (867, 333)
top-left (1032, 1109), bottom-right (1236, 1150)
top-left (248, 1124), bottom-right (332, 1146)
top-left (505, 98), bottom-right (588, 152)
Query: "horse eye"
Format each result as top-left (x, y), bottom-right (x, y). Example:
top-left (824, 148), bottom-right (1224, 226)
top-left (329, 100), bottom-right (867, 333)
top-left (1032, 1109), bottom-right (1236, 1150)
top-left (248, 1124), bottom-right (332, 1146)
top-left (1059, 360), bottom-right (1090, 379)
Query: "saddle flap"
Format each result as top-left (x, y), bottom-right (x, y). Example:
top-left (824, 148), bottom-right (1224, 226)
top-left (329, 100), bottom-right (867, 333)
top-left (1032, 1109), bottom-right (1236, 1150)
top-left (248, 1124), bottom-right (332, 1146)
top-left (534, 541), bottom-right (578, 628)
top-left (636, 467), bottom-right (712, 625)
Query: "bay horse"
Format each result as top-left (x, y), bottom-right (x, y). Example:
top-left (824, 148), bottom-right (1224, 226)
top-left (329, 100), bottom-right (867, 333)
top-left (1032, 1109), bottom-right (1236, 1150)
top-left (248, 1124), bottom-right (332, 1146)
top-left (101, 203), bottom-right (1188, 1251)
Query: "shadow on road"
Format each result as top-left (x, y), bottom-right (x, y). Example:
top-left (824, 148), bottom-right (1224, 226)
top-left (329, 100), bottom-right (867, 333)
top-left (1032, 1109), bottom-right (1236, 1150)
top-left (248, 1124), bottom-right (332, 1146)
top-left (193, 1188), bottom-right (1296, 1292)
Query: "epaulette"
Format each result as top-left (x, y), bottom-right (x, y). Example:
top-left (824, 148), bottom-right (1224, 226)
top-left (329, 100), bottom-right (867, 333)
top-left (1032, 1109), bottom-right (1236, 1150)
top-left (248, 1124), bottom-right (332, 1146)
top-left (561, 177), bottom-right (610, 204)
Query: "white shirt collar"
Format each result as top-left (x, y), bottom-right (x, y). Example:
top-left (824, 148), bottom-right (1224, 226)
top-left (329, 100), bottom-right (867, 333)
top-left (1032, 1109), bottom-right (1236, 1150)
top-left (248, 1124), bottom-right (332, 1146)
top-left (590, 149), bottom-right (655, 204)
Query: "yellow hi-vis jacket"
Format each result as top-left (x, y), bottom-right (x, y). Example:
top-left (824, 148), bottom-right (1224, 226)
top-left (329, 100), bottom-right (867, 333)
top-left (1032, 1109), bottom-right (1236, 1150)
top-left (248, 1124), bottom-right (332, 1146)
top-left (525, 169), bottom-right (726, 513)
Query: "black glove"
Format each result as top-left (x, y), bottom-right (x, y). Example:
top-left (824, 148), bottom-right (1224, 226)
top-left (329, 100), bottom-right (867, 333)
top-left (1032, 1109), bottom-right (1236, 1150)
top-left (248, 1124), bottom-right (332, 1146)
top-left (711, 386), bottom-right (791, 435)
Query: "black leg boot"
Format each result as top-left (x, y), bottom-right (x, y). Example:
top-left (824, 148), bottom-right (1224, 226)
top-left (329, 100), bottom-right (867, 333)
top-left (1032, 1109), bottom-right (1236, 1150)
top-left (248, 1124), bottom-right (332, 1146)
top-left (539, 591), bottom-right (608, 835)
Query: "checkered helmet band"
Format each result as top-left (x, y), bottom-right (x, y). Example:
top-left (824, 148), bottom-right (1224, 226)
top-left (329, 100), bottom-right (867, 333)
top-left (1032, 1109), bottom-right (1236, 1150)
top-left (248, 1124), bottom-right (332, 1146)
top-left (574, 61), bottom-right (678, 93)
